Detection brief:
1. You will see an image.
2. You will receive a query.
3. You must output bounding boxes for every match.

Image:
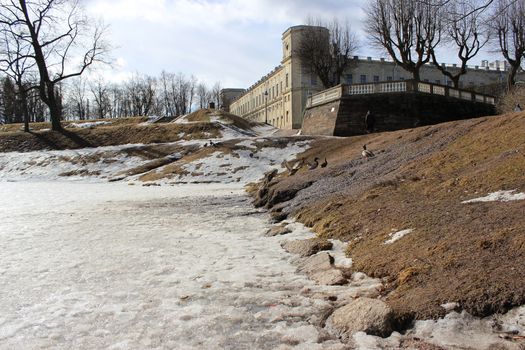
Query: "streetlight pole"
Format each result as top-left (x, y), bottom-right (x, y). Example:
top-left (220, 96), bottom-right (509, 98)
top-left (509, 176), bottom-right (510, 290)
top-left (264, 90), bottom-right (268, 124)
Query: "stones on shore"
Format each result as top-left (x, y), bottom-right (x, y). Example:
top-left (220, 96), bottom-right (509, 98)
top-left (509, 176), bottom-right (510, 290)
top-left (281, 238), bottom-right (333, 257)
top-left (326, 298), bottom-right (395, 340)
top-left (311, 269), bottom-right (347, 286)
top-left (296, 252), bottom-right (348, 286)
top-left (265, 224), bottom-right (292, 237)
top-left (297, 252), bottom-right (334, 274)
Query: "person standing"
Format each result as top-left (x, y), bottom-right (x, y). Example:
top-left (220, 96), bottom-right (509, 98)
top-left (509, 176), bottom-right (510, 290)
top-left (365, 110), bottom-right (375, 133)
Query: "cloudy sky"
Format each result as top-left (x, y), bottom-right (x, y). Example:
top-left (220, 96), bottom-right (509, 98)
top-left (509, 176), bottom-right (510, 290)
top-left (84, 0), bottom-right (496, 89)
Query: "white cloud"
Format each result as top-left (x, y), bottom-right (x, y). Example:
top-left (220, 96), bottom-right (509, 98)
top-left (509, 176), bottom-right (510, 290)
top-left (83, 0), bottom-right (496, 89)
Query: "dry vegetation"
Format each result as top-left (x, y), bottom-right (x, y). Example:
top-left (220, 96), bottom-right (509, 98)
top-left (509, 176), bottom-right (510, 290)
top-left (498, 86), bottom-right (525, 113)
top-left (0, 118), bottom-right (220, 153)
top-left (254, 112), bottom-right (525, 322)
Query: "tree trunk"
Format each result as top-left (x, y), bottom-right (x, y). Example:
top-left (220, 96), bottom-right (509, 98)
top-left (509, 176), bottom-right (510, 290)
top-left (507, 63), bottom-right (520, 91)
top-left (412, 69), bottom-right (420, 81)
top-left (20, 89), bottom-right (30, 132)
top-left (452, 76), bottom-right (460, 88)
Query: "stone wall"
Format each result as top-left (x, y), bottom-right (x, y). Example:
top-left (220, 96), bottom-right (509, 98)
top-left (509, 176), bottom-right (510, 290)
top-left (302, 92), bottom-right (497, 136)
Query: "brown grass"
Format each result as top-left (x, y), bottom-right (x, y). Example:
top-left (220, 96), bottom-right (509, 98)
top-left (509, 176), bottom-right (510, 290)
top-left (497, 86), bottom-right (525, 113)
top-left (254, 112), bottom-right (525, 322)
top-left (0, 121), bottom-right (220, 153)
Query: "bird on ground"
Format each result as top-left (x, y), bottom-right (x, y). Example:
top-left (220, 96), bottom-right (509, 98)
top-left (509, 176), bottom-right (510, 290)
top-left (249, 152), bottom-right (254, 158)
top-left (209, 140), bottom-right (215, 147)
top-left (282, 159), bottom-right (304, 175)
top-left (320, 158), bottom-right (328, 168)
top-left (203, 143), bottom-right (208, 148)
top-left (361, 144), bottom-right (375, 161)
top-left (308, 157), bottom-right (319, 170)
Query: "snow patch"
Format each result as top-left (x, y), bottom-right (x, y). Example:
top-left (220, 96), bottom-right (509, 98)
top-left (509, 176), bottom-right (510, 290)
top-left (384, 229), bottom-right (413, 245)
top-left (462, 190), bottom-right (525, 203)
top-left (67, 121), bottom-right (112, 128)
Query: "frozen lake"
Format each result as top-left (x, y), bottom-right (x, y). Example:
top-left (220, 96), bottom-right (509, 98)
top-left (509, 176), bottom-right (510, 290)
top-left (0, 181), bottom-right (345, 349)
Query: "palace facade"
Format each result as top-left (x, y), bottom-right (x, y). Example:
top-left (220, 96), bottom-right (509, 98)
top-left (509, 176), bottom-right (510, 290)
top-left (227, 25), bottom-right (512, 130)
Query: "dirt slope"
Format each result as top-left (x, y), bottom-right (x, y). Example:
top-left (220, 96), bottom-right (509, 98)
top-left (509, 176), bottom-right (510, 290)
top-left (254, 112), bottom-right (525, 322)
top-left (0, 109), bottom-right (259, 153)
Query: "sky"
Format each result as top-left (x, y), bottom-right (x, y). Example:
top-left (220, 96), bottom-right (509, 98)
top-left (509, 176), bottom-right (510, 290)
top-left (83, 0), bottom-right (498, 89)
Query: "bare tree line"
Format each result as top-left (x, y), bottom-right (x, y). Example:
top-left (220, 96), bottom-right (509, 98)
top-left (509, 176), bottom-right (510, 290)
top-left (61, 73), bottom-right (221, 121)
top-left (297, 0), bottom-right (523, 90)
top-left (364, 0), bottom-right (525, 89)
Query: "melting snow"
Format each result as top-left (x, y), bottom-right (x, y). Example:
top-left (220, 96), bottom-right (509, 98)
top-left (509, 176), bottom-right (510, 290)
top-left (462, 190), bottom-right (525, 203)
top-left (67, 121), bottom-right (112, 128)
top-left (384, 229), bottom-right (413, 245)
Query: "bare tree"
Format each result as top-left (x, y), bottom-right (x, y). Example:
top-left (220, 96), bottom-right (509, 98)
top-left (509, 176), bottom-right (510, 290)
top-left (127, 73), bottom-right (156, 116)
top-left (211, 82), bottom-right (221, 109)
top-left (90, 77), bottom-right (110, 119)
top-left (489, 0), bottom-right (525, 89)
top-left (365, 0), bottom-right (442, 81)
top-left (67, 76), bottom-right (87, 120)
top-left (196, 83), bottom-right (211, 109)
top-left (430, 0), bottom-right (489, 87)
top-left (0, 24), bottom-right (37, 131)
top-left (295, 18), bottom-right (358, 88)
top-left (0, 0), bottom-right (109, 131)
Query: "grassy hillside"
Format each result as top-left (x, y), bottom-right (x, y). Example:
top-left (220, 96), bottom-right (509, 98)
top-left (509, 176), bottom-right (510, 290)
top-left (0, 109), bottom-right (256, 153)
top-left (254, 112), bottom-right (525, 322)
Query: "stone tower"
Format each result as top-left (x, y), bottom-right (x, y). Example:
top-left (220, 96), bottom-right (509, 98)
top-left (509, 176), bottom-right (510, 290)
top-left (281, 25), bottom-right (329, 128)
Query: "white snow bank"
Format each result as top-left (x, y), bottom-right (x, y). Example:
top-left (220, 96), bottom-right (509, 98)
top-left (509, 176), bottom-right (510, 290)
top-left (384, 229), bottom-right (413, 245)
top-left (354, 307), bottom-right (525, 350)
top-left (462, 190), bottom-right (525, 203)
top-left (67, 121), bottom-right (112, 128)
top-left (0, 143), bottom-right (149, 182)
top-left (174, 141), bottom-right (310, 184)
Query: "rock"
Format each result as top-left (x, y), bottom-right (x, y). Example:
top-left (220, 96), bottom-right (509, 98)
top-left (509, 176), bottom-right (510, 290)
top-left (311, 269), bottom-right (347, 286)
top-left (326, 298), bottom-right (395, 340)
top-left (281, 238), bottom-right (333, 257)
top-left (297, 252), bottom-right (334, 275)
top-left (265, 224), bottom-right (291, 237)
top-left (270, 211), bottom-right (288, 223)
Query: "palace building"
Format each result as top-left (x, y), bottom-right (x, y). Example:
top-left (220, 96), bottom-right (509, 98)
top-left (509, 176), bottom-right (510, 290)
top-left (226, 25), bottom-right (512, 130)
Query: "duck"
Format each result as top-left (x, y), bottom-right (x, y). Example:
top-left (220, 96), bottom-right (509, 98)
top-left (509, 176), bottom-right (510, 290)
top-left (361, 144), bottom-right (375, 161)
top-left (282, 159), bottom-right (301, 175)
top-left (308, 157), bottom-right (319, 170)
top-left (320, 158), bottom-right (327, 168)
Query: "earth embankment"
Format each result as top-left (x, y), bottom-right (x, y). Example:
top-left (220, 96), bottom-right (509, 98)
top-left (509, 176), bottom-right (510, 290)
top-left (253, 112), bottom-right (525, 321)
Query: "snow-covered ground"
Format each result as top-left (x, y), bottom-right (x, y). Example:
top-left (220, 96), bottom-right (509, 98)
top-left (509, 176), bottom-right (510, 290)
top-left (0, 180), bottom-right (385, 349)
top-left (1, 118), bottom-right (524, 349)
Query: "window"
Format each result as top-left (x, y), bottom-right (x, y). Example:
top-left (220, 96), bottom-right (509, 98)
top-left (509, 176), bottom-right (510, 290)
top-left (373, 75), bottom-right (380, 82)
top-left (435, 80), bottom-right (441, 85)
top-left (423, 79), bottom-right (429, 82)
top-left (447, 81), bottom-right (453, 86)
top-left (360, 75), bottom-right (367, 83)
top-left (345, 74), bottom-right (353, 84)
top-left (399, 77), bottom-right (405, 81)
top-left (387, 76), bottom-right (392, 81)
top-left (286, 74), bottom-right (289, 87)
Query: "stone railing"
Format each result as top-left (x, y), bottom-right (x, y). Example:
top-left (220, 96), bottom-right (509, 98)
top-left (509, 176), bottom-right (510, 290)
top-left (305, 80), bottom-right (496, 108)
top-left (307, 85), bottom-right (344, 107)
